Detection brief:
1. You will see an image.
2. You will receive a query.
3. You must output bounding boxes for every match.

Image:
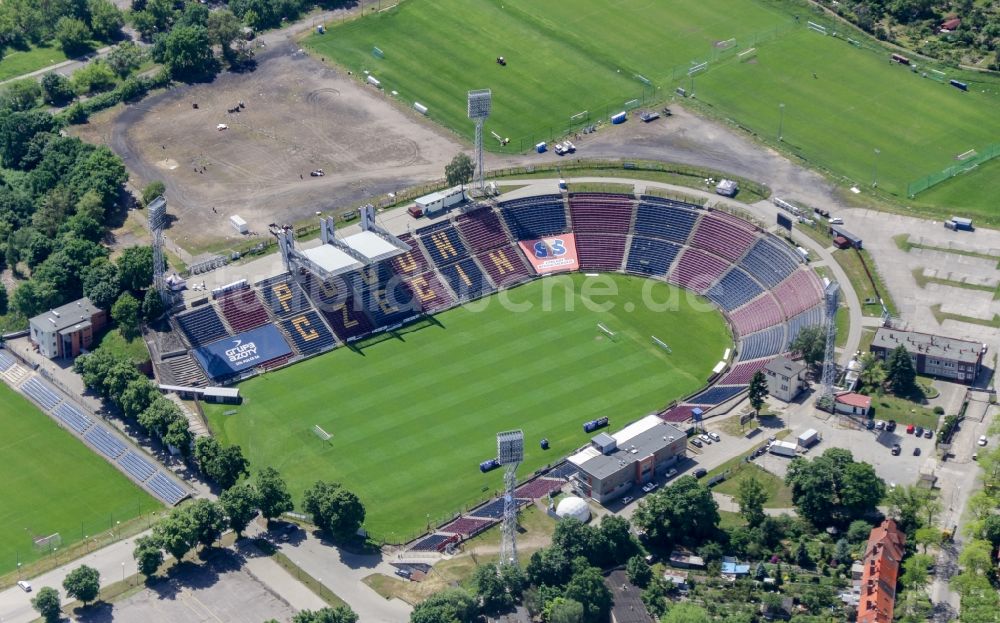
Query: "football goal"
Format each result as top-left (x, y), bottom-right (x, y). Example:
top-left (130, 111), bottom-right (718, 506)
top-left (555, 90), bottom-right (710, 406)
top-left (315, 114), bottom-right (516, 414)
top-left (312, 424), bottom-right (332, 441)
top-left (651, 336), bottom-right (672, 353)
top-left (33, 533), bottom-right (62, 552)
top-left (597, 323), bottom-right (619, 341)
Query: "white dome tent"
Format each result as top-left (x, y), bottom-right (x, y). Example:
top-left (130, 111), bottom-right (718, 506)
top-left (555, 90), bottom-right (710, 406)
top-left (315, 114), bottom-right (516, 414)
top-left (555, 496), bottom-right (591, 523)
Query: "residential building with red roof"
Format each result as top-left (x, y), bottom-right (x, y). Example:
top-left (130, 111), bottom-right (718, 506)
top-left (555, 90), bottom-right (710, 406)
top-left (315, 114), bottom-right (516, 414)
top-left (857, 519), bottom-right (905, 623)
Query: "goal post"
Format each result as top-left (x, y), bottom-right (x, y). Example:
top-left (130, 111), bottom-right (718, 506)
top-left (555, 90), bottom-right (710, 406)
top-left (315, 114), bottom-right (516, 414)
top-left (651, 336), bottom-right (672, 353)
top-left (312, 424), bottom-right (332, 441)
top-left (33, 533), bottom-right (62, 552)
top-left (372, 46), bottom-right (385, 59)
top-left (597, 323), bottom-right (618, 341)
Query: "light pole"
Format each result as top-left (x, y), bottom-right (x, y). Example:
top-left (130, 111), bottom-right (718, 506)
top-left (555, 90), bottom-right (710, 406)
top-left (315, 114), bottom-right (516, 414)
top-left (778, 103), bottom-right (785, 141)
top-left (872, 148), bottom-right (880, 187)
top-left (121, 562), bottom-right (125, 585)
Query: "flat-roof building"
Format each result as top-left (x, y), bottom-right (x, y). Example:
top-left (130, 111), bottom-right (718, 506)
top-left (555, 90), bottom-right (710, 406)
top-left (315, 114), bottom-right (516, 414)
top-left (871, 327), bottom-right (985, 385)
top-left (763, 356), bottom-right (808, 402)
top-left (29, 297), bottom-right (106, 359)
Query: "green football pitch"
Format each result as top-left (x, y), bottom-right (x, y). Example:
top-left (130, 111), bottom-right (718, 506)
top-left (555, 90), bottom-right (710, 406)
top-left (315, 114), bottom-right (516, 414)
top-left (205, 274), bottom-right (730, 541)
top-left (0, 383), bottom-right (159, 574)
top-left (308, 0), bottom-right (1000, 218)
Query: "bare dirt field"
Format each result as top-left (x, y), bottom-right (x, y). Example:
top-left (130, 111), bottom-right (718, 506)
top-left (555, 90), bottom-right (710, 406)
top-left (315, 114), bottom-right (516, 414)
top-left (73, 41), bottom-right (465, 253)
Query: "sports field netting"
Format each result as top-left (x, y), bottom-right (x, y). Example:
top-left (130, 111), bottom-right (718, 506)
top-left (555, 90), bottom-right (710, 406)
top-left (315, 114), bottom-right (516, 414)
top-left (205, 274), bottom-right (730, 541)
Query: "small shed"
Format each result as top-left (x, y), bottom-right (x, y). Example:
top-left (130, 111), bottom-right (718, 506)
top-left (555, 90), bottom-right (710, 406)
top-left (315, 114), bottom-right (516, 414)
top-left (715, 179), bottom-right (739, 197)
top-left (230, 215), bottom-right (248, 234)
top-left (834, 392), bottom-right (871, 417)
top-left (414, 186), bottom-right (465, 216)
top-left (829, 225), bottom-right (862, 249)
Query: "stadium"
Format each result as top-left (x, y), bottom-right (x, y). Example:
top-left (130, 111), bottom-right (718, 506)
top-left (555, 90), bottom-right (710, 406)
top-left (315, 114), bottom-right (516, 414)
top-left (149, 189), bottom-right (827, 543)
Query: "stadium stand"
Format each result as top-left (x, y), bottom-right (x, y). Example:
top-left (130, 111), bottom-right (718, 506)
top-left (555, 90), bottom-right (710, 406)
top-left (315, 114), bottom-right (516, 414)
top-left (719, 358), bottom-right (775, 385)
top-left (419, 224), bottom-right (469, 266)
top-left (439, 258), bottom-right (494, 300)
top-left (728, 294), bottom-right (783, 336)
top-left (299, 272), bottom-right (350, 309)
top-left (576, 233), bottom-right (628, 272)
top-left (738, 238), bottom-right (800, 288)
top-left (626, 236), bottom-right (681, 276)
top-left (280, 311), bottom-right (337, 355)
top-left (218, 288), bottom-right (270, 333)
top-left (21, 377), bottom-right (62, 410)
top-left (162, 354), bottom-right (208, 387)
top-left (772, 269), bottom-right (825, 319)
top-left (118, 450), bottom-right (156, 482)
top-left (633, 200), bottom-right (700, 243)
top-left (441, 516), bottom-right (495, 537)
top-left (707, 267), bottom-right (765, 311)
top-left (690, 211), bottom-right (759, 262)
top-left (53, 402), bottom-right (94, 434)
top-left (515, 478), bottom-right (564, 499)
top-left (659, 404), bottom-right (697, 423)
top-left (476, 245), bottom-right (533, 287)
top-left (669, 248), bottom-right (730, 292)
top-left (499, 197), bottom-right (567, 240)
top-left (0, 349), bottom-right (15, 372)
top-left (84, 426), bottom-right (127, 459)
top-left (347, 263), bottom-right (421, 328)
top-left (147, 472), bottom-right (189, 505)
top-left (176, 305), bottom-right (229, 347)
top-left (738, 325), bottom-right (786, 361)
top-left (320, 296), bottom-right (376, 342)
top-left (546, 462), bottom-right (578, 480)
top-left (688, 385), bottom-right (745, 406)
top-left (390, 234), bottom-right (431, 276)
top-left (468, 498), bottom-right (508, 519)
top-left (257, 274), bottom-right (313, 318)
top-left (785, 305), bottom-right (825, 349)
top-left (568, 194), bottom-right (634, 234)
top-left (456, 208), bottom-right (510, 252)
top-left (405, 271), bottom-right (455, 312)
top-left (410, 533), bottom-right (454, 552)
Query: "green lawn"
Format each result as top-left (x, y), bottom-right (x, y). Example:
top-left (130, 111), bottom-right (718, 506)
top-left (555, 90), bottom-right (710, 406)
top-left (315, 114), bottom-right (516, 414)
top-left (914, 157), bottom-right (1000, 222)
top-left (713, 463), bottom-right (793, 509)
top-left (93, 328), bottom-right (151, 365)
top-left (305, 0), bottom-right (792, 150)
top-left (0, 42), bottom-right (70, 82)
top-left (205, 273), bottom-right (730, 541)
top-left (0, 383), bottom-right (159, 574)
top-left (867, 394), bottom-right (939, 429)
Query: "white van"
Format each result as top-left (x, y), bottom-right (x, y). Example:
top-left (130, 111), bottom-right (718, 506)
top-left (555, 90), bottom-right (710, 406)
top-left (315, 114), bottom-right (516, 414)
top-left (17, 580), bottom-right (31, 592)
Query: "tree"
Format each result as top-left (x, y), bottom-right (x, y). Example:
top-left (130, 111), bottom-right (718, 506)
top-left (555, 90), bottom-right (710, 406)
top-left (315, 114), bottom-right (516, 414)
top-left (153, 505), bottom-right (198, 561)
top-left (111, 291), bottom-right (141, 338)
top-left (472, 562), bottom-right (511, 612)
top-left (748, 370), bottom-right (769, 416)
top-left (794, 538), bottom-right (812, 568)
top-left (190, 498), bottom-right (226, 547)
top-left (858, 352), bottom-right (887, 393)
top-left (133, 535), bottom-right (164, 577)
top-left (255, 467), bottom-right (294, 523)
top-left (120, 377), bottom-right (157, 420)
top-left (901, 553), bottom-right (932, 592)
top-left (194, 436), bottom-right (222, 470)
top-left (117, 246), bottom-right (153, 291)
top-left (293, 606), bottom-right (359, 623)
top-left (206, 9), bottom-right (243, 64)
top-left (31, 586), bottom-right (61, 623)
top-left (737, 474), bottom-right (768, 527)
top-left (885, 484), bottom-right (941, 534)
top-left (626, 554), bottom-right (652, 588)
top-left (141, 180), bottom-right (165, 206)
top-left (785, 448), bottom-right (885, 528)
top-left (790, 325), bottom-right (825, 366)
top-left (0, 283), bottom-right (6, 314)
top-left (41, 73), bottom-right (75, 106)
top-left (548, 597), bottom-right (585, 623)
top-left (564, 565), bottom-right (612, 623)
top-left (526, 545), bottom-right (572, 587)
top-left (632, 476), bottom-right (719, 547)
top-left (220, 483), bottom-right (260, 537)
top-left (207, 444), bottom-right (250, 490)
top-left (445, 152), bottom-right (475, 190)
top-left (162, 24), bottom-right (217, 81)
top-left (142, 287), bottom-right (165, 321)
top-left (62, 565), bottom-right (100, 605)
top-left (1, 79), bottom-right (41, 111)
top-left (55, 17), bottom-right (92, 55)
top-left (106, 40), bottom-right (145, 78)
top-left (886, 344), bottom-right (917, 396)
top-left (138, 396), bottom-right (179, 437)
top-left (302, 480), bottom-right (366, 539)
top-left (409, 588), bottom-right (477, 623)
top-left (833, 538), bottom-right (852, 564)
top-left (88, 0), bottom-right (124, 40)
top-left (162, 415), bottom-right (193, 456)
top-left (13, 279), bottom-right (59, 317)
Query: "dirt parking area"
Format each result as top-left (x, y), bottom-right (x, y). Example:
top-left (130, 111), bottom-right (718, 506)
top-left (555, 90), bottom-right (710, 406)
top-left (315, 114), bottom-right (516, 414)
top-left (72, 42), bottom-right (464, 253)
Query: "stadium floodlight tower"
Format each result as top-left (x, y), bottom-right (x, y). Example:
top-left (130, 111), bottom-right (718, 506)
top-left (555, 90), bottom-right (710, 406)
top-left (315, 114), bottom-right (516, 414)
top-left (496, 429), bottom-right (523, 568)
top-left (819, 281), bottom-right (840, 403)
top-left (467, 89), bottom-right (492, 193)
top-left (147, 196), bottom-right (172, 308)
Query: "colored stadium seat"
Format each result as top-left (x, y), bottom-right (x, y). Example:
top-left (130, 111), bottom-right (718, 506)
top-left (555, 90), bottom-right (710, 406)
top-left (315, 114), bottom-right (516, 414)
top-left (176, 305), bottom-right (229, 347)
top-left (633, 200), bottom-right (700, 243)
top-left (257, 274), bottom-right (313, 318)
top-left (405, 271), bottom-right (455, 312)
top-left (515, 478), bottom-right (564, 499)
top-left (707, 267), bottom-right (765, 311)
top-left (658, 404), bottom-right (697, 423)
top-left (419, 225), bottom-right (469, 266)
top-left (476, 245), bottom-right (533, 287)
top-left (390, 234), bottom-right (431, 276)
top-left (280, 310), bottom-right (337, 355)
top-left (118, 451), bottom-right (156, 482)
top-left (626, 236), bottom-right (681, 276)
top-left (468, 498), bottom-right (510, 519)
top-left (218, 288), bottom-right (271, 333)
top-left (53, 402), bottom-right (93, 434)
top-left (439, 258), bottom-right (494, 300)
top-left (441, 516), bottom-right (495, 537)
top-left (456, 208), bottom-right (510, 252)
top-left (347, 263), bottom-right (421, 328)
top-left (21, 377), bottom-right (62, 411)
top-left (728, 294), bottom-right (784, 336)
top-left (738, 238), bottom-right (800, 288)
top-left (410, 533), bottom-right (453, 552)
top-left (320, 295), bottom-right (376, 343)
top-left (569, 194), bottom-right (634, 234)
top-left (688, 385), bottom-right (745, 406)
top-left (690, 211), bottom-right (758, 262)
top-left (668, 248), bottom-right (730, 292)
top-left (576, 233), bottom-right (628, 272)
top-left (719, 358), bottom-right (775, 385)
top-left (0, 349), bottom-right (15, 372)
top-left (738, 324), bottom-right (786, 361)
top-left (772, 269), bottom-right (825, 319)
top-left (147, 472), bottom-right (189, 505)
top-left (84, 426), bottom-right (127, 459)
top-left (785, 305), bottom-right (825, 349)
top-left (499, 197), bottom-right (567, 240)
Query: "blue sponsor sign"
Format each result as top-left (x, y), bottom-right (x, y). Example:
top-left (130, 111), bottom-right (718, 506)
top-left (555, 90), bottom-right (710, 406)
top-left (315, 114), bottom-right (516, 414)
top-left (193, 324), bottom-right (292, 379)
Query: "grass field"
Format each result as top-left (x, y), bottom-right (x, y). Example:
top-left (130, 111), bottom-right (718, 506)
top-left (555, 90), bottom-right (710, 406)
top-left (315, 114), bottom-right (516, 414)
top-left (914, 157), bottom-right (1000, 220)
top-left (205, 273), bottom-right (730, 541)
top-left (0, 42), bottom-right (70, 82)
top-left (306, 0), bottom-right (793, 149)
top-left (0, 383), bottom-right (159, 574)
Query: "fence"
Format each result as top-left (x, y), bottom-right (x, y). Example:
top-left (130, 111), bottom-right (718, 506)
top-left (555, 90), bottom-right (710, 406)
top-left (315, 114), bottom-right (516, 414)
top-left (907, 142), bottom-right (1000, 197)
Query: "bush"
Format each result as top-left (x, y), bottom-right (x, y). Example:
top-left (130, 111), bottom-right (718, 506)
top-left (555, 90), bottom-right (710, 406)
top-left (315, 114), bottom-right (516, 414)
top-left (933, 406), bottom-right (945, 415)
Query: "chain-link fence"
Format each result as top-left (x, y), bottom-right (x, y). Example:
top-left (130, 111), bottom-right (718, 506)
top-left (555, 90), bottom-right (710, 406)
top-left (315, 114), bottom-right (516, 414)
top-left (907, 142), bottom-right (1000, 197)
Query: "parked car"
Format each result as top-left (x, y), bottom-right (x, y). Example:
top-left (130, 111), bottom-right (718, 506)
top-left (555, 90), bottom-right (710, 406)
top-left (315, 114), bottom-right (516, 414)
top-left (891, 444), bottom-right (901, 456)
top-left (642, 482), bottom-right (658, 493)
top-left (699, 434), bottom-right (712, 444)
top-left (978, 435), bottom-right (988, 446)
top-left (665, 468), bottom-right (678, 480)
top-left (923, 428), bottom-right (933, 439)
top-left (915, 426), bottom-right (924, 437)
top-left (887, 420), bottom-right (897, 432)
top-left (694, 468), bottom-right (707, 479)
top-left (707, 432), bottom-right (721, 442)
top-left (16, 581), bottom-right (31, 592)
top-left (866, 419), bottom-right (876, 430)
top-left (913, 447), bottom-right (921, 456)
top-left (690, 437), bottom-right (703, 448)
top-left (875, 420), bottom-right (885, 430)
top-left (906, 424), bottom-right (915, 434)
top-left (395, 568), bottom-right (412, 580)
top-left (829, 217), bottom-right (844, 224)
top-left (622, 496), bottom-right (634, 505)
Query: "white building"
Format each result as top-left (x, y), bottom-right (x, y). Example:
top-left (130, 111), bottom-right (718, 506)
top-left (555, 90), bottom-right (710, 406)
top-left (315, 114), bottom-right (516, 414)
top-left (29, 297), bottom-right (107, 359)
top-left (763, 356), bottom-right (808, 402)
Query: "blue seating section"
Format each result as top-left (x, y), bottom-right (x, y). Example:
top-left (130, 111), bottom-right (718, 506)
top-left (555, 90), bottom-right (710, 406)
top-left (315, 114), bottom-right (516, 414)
top-left (411, 534), bottom-right (453, 551)
top-left (469, 499), bottom-right (507, 519)
top-left (421, 226), bottom-right (469, 266)
top-left (738, 325), bottom-right (786, 361)
top-left (22, 378), bottom-right (62, 410)
top-left (321, 295), bottom-right (376, 343)
top-left (54, 402), bottom-right (93, 434)
top-left (257, 275), bottom-right (313, 318)
top-left (0, 349), bottom-right (15, 372)
top-left (688, 385), bottom-right (745, 406)
top-left (147, 472), bottom-right (189, 505)
top-left (439, 258), bottom-right (494, 300)
top-left (626, 236), bottom-right (681, 276)
top-left (738, 238), bottom-right (800, 288)
top-left (85, 426), bottom-right (127, 459)
top-left (707, 267), bottom-right (765, 311)
top-left (633, 201), bottom-right (699, 243)
top-left (786, 305), bottom-right (825, 349)
top-left (500, 200), bottom-right (567, 240)
top-left (280, 311), bottom-right (337, 355)
top-left (176, 305), bottom-right (229, 347)
top-left (119, 451), bottom-right (156, 482)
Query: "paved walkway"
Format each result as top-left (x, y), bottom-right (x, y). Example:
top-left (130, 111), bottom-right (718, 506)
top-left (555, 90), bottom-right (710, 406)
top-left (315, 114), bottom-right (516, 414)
top-left (712, 492), bottom-right (796, 517)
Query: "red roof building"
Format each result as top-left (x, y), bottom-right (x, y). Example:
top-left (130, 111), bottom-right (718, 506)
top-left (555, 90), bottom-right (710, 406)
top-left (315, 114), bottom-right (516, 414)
top-left (941, 17), bottom-right (961, 31)
top-left (857, 519), bottom-right (905, 623)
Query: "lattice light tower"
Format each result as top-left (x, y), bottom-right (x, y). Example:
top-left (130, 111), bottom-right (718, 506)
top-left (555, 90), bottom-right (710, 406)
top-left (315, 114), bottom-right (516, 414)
top-left (147, 196), bottom-right (171, 308)
top-left (497, 429), bottom-right (523, 568)
top-left (820, 281), bottom-right (841, 400)
top-left (468, 89), bottom-right (492, 193)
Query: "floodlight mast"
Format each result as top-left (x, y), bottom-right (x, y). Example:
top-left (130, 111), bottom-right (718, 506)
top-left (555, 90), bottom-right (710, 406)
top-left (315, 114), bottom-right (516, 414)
top-left (468, 89), bottom-right (492, 193)
top-left (496, 429), bottom-right (523, 568)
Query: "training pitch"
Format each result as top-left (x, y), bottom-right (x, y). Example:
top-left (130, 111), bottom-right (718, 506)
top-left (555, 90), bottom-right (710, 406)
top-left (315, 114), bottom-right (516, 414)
top-left (205, 274), bottom-right (730, 540)
top-left (0, 383), bottom-right (158, 574)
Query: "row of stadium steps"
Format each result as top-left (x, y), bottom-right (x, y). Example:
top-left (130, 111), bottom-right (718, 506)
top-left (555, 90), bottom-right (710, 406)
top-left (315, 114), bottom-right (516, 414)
top-left (174, 303), bottom-right (232, 348)
top-left (634, 196), bottom-right (702, 245)
top-left (577, 233), bottom-right (629, 272)
top-left (413, 221), bottom-right (498, 302)
top-left (161, 352), bottom-right (209, 387)
top-left (497, 194), bottom-right (568, 240)
top-left (216, 285), bottom-right (271, 333)
top-left (568, 193), bottom-right (635, 235)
